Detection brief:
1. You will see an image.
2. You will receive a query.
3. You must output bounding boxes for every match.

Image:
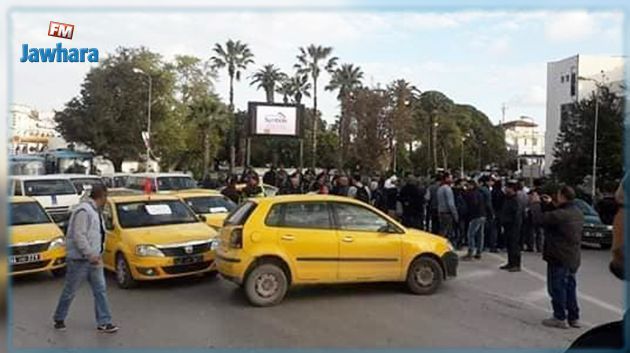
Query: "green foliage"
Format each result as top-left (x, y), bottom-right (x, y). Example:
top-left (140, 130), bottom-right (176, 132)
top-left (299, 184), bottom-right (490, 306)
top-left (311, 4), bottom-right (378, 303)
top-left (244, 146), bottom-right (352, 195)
top-left (54, 47), bottom-right (176, 171)
top-left (250, 64), bottom-right (286, 103)
top-left (551, 87), bottom-right (624, 190)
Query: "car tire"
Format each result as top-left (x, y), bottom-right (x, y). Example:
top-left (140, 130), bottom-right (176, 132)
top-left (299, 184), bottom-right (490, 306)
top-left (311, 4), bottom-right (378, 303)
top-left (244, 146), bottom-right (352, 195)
top-left (51, 267), bottom-right (66, 278)
top-left (406, 256), bottom-right (443, 295)
top-left (115, 254), bottom-right (137, 289)
top-left (204, 270), bottom-right (219, 279)
top-left (244, 263), bottom-right (288, 307)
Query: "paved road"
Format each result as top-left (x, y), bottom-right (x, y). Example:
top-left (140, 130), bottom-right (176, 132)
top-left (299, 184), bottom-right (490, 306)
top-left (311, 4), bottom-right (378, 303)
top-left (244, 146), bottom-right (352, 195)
top-left (10, 248), bottom-right (624, 350)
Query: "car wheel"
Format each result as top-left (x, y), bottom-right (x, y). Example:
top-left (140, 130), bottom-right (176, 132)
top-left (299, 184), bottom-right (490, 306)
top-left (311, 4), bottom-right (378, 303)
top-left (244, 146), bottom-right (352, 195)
top-left (244, 263), bottom-right (288, 307)
top-left (406, 256), bottom-right (443, 295)
top-left (204, 270), bottom-right (219, 279)
top-left (51, 267), bottom-right (66, 278)
top-left (115, 254), bottom-right (137, 289)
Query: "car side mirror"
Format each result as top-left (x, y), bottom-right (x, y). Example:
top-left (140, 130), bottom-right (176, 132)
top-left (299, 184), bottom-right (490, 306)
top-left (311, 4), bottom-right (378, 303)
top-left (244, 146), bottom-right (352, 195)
top-left (198, 215), bottom-right (207, 222)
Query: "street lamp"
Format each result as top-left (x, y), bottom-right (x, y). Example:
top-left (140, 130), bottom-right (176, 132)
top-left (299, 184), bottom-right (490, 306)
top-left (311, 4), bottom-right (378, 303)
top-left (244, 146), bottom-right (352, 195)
top-left (578, 70), bottom-right (605, 205)
top-left (460, 136), bottom-right (466, 178)
top-left (133, 67), bottom-right (152, 168)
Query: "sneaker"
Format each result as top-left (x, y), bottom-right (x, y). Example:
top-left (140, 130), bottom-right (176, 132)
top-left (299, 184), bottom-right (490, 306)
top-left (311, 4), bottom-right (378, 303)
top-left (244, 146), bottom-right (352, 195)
top-left (507, 267), bottom-right (521, 273)
top-left (54, 320), bottom-right (66, 331)
top-left (568, 320), bottom-right (582, 328)
top-left (474, 253), bottom-right (482, 260)
top-left (97, 324), bottom-right (119, 333)
top-left (542, 318), bottom-right (569, 329)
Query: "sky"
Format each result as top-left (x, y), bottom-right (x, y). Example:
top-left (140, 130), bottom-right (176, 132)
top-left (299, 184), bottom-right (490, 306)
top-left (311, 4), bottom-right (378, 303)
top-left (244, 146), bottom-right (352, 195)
top-left (9, 9), bottom-right (623, 130)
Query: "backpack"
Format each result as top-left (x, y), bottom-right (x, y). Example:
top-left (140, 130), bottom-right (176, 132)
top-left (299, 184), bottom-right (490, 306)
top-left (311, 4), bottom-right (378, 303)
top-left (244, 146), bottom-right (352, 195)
top-left (355, 186), bottom-right (370, 204)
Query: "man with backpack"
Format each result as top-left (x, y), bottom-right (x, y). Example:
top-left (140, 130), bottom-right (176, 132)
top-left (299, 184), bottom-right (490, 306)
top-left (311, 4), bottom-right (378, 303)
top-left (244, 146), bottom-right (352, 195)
top-left (349, 174), bottom-right (371, 204)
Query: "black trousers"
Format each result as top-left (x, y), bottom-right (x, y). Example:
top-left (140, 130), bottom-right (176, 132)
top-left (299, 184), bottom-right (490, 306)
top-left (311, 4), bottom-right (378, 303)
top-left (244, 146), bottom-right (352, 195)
top-left (505, 225), bottom-right (521, 267)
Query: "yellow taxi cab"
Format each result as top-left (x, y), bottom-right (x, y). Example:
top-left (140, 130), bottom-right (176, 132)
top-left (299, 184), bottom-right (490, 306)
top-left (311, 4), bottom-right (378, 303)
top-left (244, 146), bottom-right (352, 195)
top-left (101, 194), bottom-right (219, 288)
top-left (169, 189), bottom-right (236, 231)
top-left (9, 196), bottom-right (66, 277)
top-left (215, 195), bottom-right (458, 306)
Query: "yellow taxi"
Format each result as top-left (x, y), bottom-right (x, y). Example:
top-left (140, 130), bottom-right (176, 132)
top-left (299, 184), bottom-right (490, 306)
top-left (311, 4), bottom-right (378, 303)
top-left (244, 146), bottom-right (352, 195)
top-left (169, 189), bottom-right (236, 231)
top-left (101, 194), bottom-right (219, 288)
top-left (9, 196), bottom-right (66, 277)
top-left (215, 195), bottom-right (458, 306)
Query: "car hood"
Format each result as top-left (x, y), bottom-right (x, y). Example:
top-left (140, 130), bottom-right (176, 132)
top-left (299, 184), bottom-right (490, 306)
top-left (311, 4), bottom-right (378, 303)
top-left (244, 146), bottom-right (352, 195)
top-left (11, 223), bottom-right (64, 244)
top-left (119, 222), bottom-right (217, 246)
top-left (404, 228), bottom-right (451, 248)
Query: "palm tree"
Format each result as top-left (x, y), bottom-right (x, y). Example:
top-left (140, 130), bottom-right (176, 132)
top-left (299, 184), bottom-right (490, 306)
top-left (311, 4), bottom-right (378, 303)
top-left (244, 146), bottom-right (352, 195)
top-left (418, 91), bottom-right (453, 172)
top-left (189, 95), bottom-right (228, 179)
top-left (250, 64), bottom-right (286, 103)
top-left (210, 39), bottom-right (254, 170)
top-left (386, 79), bottom-right (420, 171)
top-left (295, 44), bottom-right (338, 167)
top-left (326, 63), bottom-right (364, 166)
top-left (289, 74), bottom-right (312, 104)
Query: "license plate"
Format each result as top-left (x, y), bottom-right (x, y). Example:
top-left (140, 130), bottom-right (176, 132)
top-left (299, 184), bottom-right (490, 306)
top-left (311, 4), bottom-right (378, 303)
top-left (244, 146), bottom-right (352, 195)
top-left (10, 254), bottom-right (41, 265)
top-left (173, 255), bottom-right (204, 265)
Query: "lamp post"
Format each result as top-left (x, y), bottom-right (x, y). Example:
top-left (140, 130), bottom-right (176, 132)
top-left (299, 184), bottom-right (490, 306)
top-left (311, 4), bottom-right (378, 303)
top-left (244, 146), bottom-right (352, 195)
top-left (460, 136), bottom-right (466, 178)
top-left (133, 68), bottom-right (152, 168)
top-left (578, 71), bottom-right (605, 205)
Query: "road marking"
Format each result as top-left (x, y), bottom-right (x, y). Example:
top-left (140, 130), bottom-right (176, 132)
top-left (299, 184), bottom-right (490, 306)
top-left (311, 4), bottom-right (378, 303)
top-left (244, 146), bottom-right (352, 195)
top-left (486, 252), bottom-right (624, 316)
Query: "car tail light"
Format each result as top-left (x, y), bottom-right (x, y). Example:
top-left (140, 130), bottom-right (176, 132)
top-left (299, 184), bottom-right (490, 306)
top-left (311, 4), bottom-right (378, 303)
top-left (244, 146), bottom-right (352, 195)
top-left (229, 228), bottom-right (243, 249)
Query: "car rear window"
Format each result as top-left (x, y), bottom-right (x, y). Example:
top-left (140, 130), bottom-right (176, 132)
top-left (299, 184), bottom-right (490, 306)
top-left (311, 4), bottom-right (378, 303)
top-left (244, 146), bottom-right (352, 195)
top-left (224, 201), bottom-right (257, 226)
top-left (23, 179), bottom-right (76, 196)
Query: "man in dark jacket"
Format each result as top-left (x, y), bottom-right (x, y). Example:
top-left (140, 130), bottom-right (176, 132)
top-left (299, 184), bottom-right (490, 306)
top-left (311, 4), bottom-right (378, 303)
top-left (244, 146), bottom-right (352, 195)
top-left (279, 173), bottom-right (302, 195)
top-left (499, 180), bottom-right (522, 272)
top-left (398, 175), bottom-right (424, 229)
top-left (539, 185), bottom-right (584, 329)
top-left (492, 179), bottom-right (506, 250)
top-left (462, 180), bottom-right (486, 260)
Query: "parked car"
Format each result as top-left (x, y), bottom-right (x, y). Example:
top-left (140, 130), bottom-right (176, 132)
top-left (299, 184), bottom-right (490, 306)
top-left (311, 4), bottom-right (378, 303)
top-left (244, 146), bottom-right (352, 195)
top-left (9, 196), bottom-right (66, 277)
top-left (101, 194), bottom-right (219, 288)
top-left (125, 173), bottom-right (197, 193)
top-left (575, 198), bottom-right (613, 249)
top-left (9, 175), bottom-right (80, 230)
top-left (170, 189), bottom-right (237, 230)
top-left (102, 173), bottom-right (130, 188)
top-left (215, 194), bottom-right (458, 306)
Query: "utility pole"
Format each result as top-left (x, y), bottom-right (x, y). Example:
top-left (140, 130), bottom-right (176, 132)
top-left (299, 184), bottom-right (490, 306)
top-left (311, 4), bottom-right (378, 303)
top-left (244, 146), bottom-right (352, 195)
top-left (501, 103), bottom-right (507, 126)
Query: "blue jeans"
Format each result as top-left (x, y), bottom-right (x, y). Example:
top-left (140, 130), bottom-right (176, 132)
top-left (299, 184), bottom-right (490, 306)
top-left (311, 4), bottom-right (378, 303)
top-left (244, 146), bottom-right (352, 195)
top-left (467, 217), bottom-right (486, 254)
top-left (53, 259), bottom-right (113, 326)
top-left (547, 264), bottom-right (579, 321)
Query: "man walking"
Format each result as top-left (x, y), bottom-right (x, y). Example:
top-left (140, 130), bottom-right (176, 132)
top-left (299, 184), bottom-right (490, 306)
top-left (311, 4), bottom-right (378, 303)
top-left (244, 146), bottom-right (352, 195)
top-left (53, 184), bottom-right (118, 333)
top-left (499, 180), bottom-right (522, 272)
top-left (437, 172), bottom-right (459, 243)
top-left (425, 176), bottom-right (441, 234)
top-left (398, 175), bottom-right (423, 229)
top-left (540, 186), bottom-right (584, 329)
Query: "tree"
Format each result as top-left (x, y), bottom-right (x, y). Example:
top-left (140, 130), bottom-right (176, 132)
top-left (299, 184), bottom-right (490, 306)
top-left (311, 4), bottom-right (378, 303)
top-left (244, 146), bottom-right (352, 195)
top-left (295, 44), bottom-right (338, 167)
top-left (551, 86), bottom-right (623, 191)
top-left (386, 79), bottom-right (419, 171)
top-left (348, 88), bottom-right (390, 172)
top-left (416, 91), bottom-right (454, 172)
top-left (210, 39), bottom-right (254, 170)
top-left (172, 55), bottom-right (215, 104)
top-left (250, 64), bottom-right (286, 103)
top-left (326, 63), bottom-right (364, 166)
top-left (55, 47), bottom-right (175, 171)
top-left (188, 96), bottom-right (229, 178)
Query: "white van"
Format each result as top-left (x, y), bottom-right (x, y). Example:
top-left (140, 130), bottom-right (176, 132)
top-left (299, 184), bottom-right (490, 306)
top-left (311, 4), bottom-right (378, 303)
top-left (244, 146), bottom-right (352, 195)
top-left (125, 173), bottom-right (198, 193)
top-left (10, 175), bottom-right (80, 229)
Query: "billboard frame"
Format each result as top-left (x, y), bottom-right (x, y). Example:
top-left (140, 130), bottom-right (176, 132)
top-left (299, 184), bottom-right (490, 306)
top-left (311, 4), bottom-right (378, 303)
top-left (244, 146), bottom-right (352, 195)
top-left (248, 101), bottom-right (304, 138)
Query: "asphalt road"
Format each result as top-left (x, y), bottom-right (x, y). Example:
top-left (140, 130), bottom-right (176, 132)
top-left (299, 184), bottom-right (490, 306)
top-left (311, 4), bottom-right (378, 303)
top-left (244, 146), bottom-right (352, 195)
top-left (9, 248), bottom-right (625, 350)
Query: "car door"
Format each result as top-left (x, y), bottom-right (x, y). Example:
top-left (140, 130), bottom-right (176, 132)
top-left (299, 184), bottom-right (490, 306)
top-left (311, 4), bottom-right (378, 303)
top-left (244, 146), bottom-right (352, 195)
top-left (101, 201), bottom-right (119, 270)
top-left (269, 201), bottom-right (338, 282)
top-left (332, 202), bottom-right (402, 282)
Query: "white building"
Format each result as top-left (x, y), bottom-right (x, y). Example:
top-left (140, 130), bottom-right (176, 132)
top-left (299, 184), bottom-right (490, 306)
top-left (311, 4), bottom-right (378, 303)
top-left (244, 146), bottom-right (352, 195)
top-left (545, 54), bottom-right (625, 173)
top-left (503, 116), bottom-right (545, 156)
top-left (9, 103), bottom-right (60, 154)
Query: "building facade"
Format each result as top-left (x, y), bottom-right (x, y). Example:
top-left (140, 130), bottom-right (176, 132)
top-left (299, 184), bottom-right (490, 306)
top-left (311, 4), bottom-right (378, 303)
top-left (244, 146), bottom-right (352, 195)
top-left (9, 103), bottom-right (60, 154)
top-left (545, 54), bottom-right (624, 173)
top-left (503, 116), bottom-right (545, 156)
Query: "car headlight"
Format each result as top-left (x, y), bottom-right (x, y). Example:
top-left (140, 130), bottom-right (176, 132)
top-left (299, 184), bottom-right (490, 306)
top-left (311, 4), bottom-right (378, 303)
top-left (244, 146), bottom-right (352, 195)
top-left (210, 238), bottom-right (219, 251)
top-left (446, 240), bottom-right (455, 251)
top-left (606, 225), bottom-right (614, 231)
top-left (48, 236), bottom-right (65, 250)
top-left (135, 244), bottom-right (165, 257)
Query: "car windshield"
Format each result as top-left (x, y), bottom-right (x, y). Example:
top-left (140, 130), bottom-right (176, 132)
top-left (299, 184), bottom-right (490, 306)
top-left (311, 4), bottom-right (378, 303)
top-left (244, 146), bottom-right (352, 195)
top-left (10, 201), bottom-right (52, 226)
top-left (575, 199), bottom-right (599, 217)
top-left (156, 176), bottom-right (197, 191)
top-left (184, 196), bottom-right (236, 214)
top-left (23, 179), bottom-right (76, 196)
top-left (71, 178), bottom-right (105, 193)
top-left (116, 200), bottom-right (200, 228)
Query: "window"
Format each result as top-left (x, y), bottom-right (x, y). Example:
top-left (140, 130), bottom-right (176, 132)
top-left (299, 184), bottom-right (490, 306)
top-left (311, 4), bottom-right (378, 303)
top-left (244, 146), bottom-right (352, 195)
top-left (185, 196), bottom-right (236, 214)
top-left (156, 176), bottom-right (196, 191)
top-left (265, 202), bottom-right (331, 229)
top-left (225, 201), bottom-right (257, 226)
top-left (523, 138), bottom-right (528, 146)
top-left (71, 178), bottom-right (105, 193)
top-left (103, 203), bottom-right (114, 230)
top-left (24, 179), bottom-right (76, 196)
top-left (570, 71), bottom-right (576, 96)
top-left (14, 181), bottom-right (22, 196)
top-left (561, 75), bottom-right (564, 83)
top-left (532, 138), bottom-right (537, 146)
top-left (333, 203), bottom-right (389, 232)
top-left (10, 201), bottom-right (52, 226)
top-left (116, 200), bottom-right (199, 228)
